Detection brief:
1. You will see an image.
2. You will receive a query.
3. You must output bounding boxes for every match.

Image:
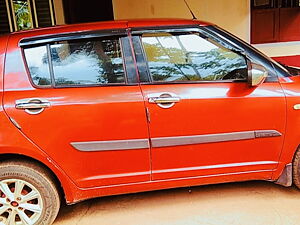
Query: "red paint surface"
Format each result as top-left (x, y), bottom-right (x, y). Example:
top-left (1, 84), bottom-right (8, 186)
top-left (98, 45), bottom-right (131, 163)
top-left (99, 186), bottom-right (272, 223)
top-left (0, 19), bottom-right (299, 204)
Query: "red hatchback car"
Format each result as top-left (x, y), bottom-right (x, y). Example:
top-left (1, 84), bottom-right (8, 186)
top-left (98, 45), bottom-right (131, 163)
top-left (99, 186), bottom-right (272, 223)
top-left (0, 19), bottom-right (300, 224)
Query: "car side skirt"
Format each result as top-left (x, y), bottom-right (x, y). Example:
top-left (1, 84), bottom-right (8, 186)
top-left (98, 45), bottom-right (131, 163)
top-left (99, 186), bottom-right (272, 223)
top-left (68, 169), bottom-right (274, 204)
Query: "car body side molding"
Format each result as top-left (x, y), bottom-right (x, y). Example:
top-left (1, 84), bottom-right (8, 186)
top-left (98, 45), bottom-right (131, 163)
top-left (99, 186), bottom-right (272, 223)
top-left (71, 130), bottom-right (281, 151)
top-left (70, 139), bottom-right (150, 152)
top-left (152, 130), bottom-right (281, 148)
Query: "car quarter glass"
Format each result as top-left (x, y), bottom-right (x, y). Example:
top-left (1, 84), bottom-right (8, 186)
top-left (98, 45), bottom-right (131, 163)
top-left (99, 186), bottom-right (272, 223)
top-left (24, 46), bottom-right (52, 86)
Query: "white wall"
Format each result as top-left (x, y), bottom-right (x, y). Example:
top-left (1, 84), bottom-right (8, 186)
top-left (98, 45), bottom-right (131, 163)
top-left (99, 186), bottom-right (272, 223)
top-left (112, 0), bottom-right (300, 57)
top-left (53, 0), bottom-right (65, 25)
top-left (112, 0), bottom-right (251, 42)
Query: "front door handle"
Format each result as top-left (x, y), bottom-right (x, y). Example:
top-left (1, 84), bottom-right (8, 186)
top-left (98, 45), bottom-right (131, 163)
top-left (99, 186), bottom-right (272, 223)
top-left (15, 98), bottom-right (51, 114)
top-left (148, 93), bottom-right (180, 109)
top-left (149, 97), bottom-right (180, 104)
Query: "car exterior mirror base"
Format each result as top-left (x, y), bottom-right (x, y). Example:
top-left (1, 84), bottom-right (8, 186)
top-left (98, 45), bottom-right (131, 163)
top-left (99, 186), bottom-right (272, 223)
top-left (248, 62), bottom-right (268, 86)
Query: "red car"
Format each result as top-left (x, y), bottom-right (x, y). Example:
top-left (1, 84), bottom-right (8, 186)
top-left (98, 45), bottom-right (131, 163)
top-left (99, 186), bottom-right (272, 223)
top-left (0, 19), bottom-right (299, 224)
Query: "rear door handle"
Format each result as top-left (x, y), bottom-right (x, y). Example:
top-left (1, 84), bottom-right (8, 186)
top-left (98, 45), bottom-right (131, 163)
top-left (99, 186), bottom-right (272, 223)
top-left (15, 98), bottom-right (51, 114)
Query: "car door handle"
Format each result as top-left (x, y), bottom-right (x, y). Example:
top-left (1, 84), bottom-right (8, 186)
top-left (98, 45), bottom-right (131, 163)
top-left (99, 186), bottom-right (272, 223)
top-left (149, 97), bottom-right (180, 104)
top-left (148, 92), bottom-right (180, 109)
top-left (15, 98), bottom-right (51, 114)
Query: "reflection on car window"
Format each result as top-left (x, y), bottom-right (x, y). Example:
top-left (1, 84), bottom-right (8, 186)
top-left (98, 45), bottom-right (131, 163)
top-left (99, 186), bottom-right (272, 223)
top-left (24, 37), bottom-right (126, 87)
top-left (24, 46), bottom-right (51, 86)
top-left (50, 38), bottom-right (125, 86)
top-left (141, 32), bottom-right (248, 82)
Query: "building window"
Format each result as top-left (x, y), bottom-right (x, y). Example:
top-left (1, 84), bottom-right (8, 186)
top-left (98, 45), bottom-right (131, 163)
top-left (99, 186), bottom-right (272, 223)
top-left (0, 0), bottom-right (55, 34)
top-left (0, 1), bottom-right (12, 33)
top-left (11, 0), bottom-right (33, 30)
top-left (251, 0), bottom-right (300, 44)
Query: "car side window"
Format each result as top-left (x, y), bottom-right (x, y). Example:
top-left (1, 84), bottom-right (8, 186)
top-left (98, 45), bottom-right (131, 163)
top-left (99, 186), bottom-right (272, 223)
top-left (24, 46), bottom-right (52, 86)
top-left (140, 32), bottom-right (248, 82)
top-left (24, 37), bottom-right (126, 87)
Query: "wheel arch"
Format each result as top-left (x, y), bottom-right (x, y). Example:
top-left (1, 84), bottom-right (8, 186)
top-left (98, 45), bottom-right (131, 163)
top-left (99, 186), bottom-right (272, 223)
top-left (0, 153), bottom-right (77, 204)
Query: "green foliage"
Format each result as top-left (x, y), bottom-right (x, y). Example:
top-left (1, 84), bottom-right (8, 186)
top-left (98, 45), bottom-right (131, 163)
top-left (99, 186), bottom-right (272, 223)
top-left (13, 1), bottom-right (32, 30)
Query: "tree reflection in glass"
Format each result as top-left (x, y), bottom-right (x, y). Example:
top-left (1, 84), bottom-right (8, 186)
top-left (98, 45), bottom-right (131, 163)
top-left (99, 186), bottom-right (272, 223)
top-left (24, 46), bottom-right (51, 86)
top-left (141, 32), bottom-right (248, 82)
top-left (50, 38), bottom-right (125, 86)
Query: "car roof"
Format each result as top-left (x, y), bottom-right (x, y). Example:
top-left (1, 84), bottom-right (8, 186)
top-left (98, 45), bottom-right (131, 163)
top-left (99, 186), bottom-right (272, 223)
top-left (9, 19), bottom-right (213, 40)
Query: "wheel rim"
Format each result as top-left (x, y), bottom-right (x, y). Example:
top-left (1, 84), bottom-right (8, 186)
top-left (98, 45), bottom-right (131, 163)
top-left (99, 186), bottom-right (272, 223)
top-left (0, 179), bottom-right (43, 225)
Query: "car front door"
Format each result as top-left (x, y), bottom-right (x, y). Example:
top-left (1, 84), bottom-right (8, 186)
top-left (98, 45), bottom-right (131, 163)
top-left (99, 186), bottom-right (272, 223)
top-left (3, 30), bottom-right (151, 188)
top-left (131, 27), bottom-right (286, 181)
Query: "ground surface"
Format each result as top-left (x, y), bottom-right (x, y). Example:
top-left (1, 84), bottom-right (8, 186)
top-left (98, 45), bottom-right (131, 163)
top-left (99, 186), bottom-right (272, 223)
top-left (54, 181), bottom-right (300, 225)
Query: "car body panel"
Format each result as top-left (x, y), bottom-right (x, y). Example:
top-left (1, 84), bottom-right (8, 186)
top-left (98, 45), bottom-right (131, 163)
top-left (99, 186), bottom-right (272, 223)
top-left (3, 30), bottom-right (151, 188)
top-left (272, 75), bottom-right (300, 179)
top-left (140, 82), bottom-right (286, 180)
top-left (0, 19), bottom-right (296, 204)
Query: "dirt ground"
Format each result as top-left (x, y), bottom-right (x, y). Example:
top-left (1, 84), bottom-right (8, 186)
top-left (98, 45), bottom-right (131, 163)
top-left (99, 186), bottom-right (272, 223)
top-left (54, 181), bottom-right (300, 225)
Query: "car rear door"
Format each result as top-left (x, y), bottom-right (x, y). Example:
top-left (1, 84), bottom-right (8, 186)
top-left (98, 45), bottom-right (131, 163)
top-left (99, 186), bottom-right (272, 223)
top-left (131, 26), bottom-right (286, 181)
top-left (3, 28), bottom-right (151, 188)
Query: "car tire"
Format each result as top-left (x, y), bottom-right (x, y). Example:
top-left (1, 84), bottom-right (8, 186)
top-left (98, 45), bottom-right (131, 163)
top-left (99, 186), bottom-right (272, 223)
top-left (0, 160), bottom-right (60, 225)
top-left (293, 147), bottom-right (300, 189)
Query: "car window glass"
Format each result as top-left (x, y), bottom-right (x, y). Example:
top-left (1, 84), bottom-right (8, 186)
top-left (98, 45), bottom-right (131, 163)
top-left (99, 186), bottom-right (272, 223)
top-left (141, 32), bottom-right (248, 82)
top-left (50, 38), bottom-right (125, 86)
top-left (24, 46), bottom-right (52, 86)
top-left (24, 37), bottom-right (126, 87)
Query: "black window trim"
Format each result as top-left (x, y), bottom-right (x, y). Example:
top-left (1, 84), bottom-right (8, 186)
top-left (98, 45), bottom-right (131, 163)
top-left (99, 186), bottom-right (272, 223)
top-left (21, 29), bottom-right (139, 88)
top-left (205, 25), bottom-right (280, 81)
top-left (131, 26), bottom-right (250, 85)
top-left (19, 29), bottom-right (128, 47)
top-left (131, 35), bottom-right (151, 83)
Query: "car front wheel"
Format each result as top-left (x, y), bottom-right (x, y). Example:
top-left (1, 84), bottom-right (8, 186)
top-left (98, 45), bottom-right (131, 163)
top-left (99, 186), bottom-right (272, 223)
top-left (0, 160), bottom-right (60, 225)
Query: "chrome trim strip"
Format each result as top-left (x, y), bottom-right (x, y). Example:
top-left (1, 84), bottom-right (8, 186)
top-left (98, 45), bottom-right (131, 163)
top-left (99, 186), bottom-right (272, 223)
top-left (255, 130), bottom-right (282, 138)
top-left (71, 139), bottom-right (150, 152)
top-left (71, 130), bottom-right (281, 152)
top-left (153, 161), bottom-right (278, 174)
top-left (151, 130), bottom-right (281, 148)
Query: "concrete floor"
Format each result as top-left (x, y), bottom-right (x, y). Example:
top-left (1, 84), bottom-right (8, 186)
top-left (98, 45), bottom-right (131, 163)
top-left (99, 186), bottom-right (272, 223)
top-left (54, 181), bottom-right (300, 225)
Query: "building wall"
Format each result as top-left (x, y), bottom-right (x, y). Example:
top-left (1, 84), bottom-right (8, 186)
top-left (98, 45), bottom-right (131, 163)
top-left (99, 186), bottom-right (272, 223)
top-left (254, 42), bottom-right (300, 57)
top-left (112, 0), bottom-right (251, 42)
top-left (112, 0), bottom-right (300, 58)
top-left (53, 0), bottom-right (65, 25)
